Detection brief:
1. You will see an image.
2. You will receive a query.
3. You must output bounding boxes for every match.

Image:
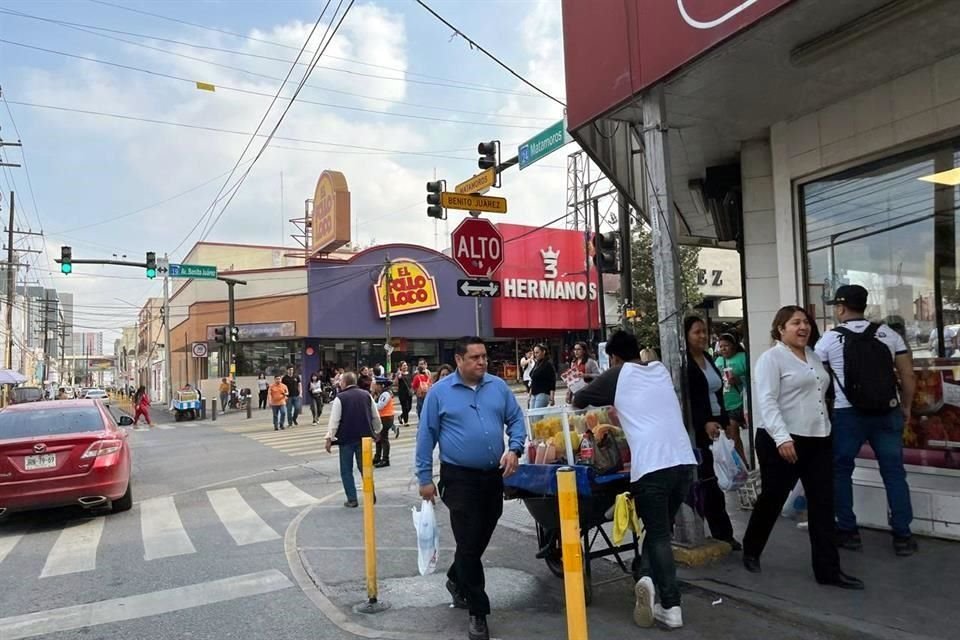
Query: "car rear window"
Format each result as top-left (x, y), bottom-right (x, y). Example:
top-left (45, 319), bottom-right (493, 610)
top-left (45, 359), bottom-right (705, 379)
top-left (0, 407), bottom-right (106, 438)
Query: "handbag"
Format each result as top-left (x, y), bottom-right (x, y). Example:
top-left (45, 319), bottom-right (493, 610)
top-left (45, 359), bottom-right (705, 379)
top-left (593, 431), bottom-right (626, 475)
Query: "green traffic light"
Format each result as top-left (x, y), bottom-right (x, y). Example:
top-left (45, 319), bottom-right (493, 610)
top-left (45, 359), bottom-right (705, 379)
top-left (61, 263), bottom-right (72, 274)
top-left (146, 268), bottom-right (157, 279)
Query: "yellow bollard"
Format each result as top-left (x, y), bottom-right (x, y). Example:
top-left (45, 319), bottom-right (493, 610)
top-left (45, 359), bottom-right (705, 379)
top-left (354, 437), bottom-right (389, 613)
top-left (557, 467), bottom-right (589, 640)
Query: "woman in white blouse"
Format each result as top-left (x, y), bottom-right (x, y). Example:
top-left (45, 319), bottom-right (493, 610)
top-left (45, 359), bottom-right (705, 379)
top-left (742, 306), bottom-right (863, 590)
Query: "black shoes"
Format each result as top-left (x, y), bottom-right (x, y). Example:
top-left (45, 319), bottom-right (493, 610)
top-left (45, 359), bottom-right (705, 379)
top-left (343, 500), bottom-right (359, 508)
top-left (742, 556), bottom-right (761, 574)
top-left (817, 571), bottom-right (864, 590)
top-left (893, 535), bottom-right (918, 556)
top-left (374, 460), bottom-right (390, 468)
top-left (836, 530), bottom-right (863, 551)
top-left (721, 538), bottom-right (743, 552)
top-left (446, 579), bottom-right (468, 609)
top-left (468, 615), bottom-right (489, 640)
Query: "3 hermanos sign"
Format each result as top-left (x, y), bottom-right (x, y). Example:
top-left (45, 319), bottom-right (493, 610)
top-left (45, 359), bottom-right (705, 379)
top-left (311, 170), bottom-right (351, 254)
top-left (374, 259), bottom-right (440, 318)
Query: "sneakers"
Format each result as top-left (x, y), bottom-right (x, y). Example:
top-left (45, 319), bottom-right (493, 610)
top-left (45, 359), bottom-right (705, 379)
top-left (343, 500), bottom-right (359, 508)
top-left (893, 535), bottom-right (918, 556)
top-left (654, 604), bottom-right (683, 629)
top-left (836, 529), bottom-right (863, 551)
top-left (633, 577), bottom-right (655, 627)
top-left (468, 615), bottom-right (489, 640)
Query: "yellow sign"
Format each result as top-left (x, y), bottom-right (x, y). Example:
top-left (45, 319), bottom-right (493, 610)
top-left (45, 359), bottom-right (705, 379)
top-left (440, 192), bottom-right (507, 214)
top-left (455, 168), bottom-right (495, 195)
top-left (195, 81), bottom-right (216, 92)
top-left (311, 170), bottom-right (352, 255)
top-left (374, 259), bottom-right (440, 318)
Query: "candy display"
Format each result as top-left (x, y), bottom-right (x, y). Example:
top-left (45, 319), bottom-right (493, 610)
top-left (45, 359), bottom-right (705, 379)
top-left (525, 405), bottom-right (628, 472)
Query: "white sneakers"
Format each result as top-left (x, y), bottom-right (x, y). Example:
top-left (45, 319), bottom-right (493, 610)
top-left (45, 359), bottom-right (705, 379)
top-left (633, 577), bottom-right (684, 630)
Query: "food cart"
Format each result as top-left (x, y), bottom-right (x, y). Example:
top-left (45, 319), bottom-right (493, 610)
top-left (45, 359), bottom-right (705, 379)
top-left (173, 388), bottom-right (201, 422)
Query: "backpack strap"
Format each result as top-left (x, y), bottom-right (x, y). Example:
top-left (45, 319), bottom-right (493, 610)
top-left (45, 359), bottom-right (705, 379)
top-left (862, 322), bottom-right (880, 338)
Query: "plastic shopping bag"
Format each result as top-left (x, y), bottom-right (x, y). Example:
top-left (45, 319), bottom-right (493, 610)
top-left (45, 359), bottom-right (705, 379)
top-left (781, 481), bottom-right (807, 520)
top-left (711, 432), bottom-right (749, 491)
top-left (412, 499), bottom-right (440, 576)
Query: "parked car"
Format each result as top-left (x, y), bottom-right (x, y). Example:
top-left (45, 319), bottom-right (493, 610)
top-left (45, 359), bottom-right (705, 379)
top-left (10, 387), bottom-right (44, 405)
top-left (0, 400), bottom-right (133, 518)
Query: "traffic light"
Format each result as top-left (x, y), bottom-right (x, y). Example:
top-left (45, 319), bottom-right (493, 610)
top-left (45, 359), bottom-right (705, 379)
top-left (478, 141), bottom-right (499, 170)
top-left (426, 180), bottom-right (445, 220)
top-left (214, 326), bottom-right (227, 345)
top-left (60, 246), bottom-right (73, 274)
top-left (593, 231), bottom-right (621, 274)
top-left (145, 251), bottom-right (157, 279)
top-left (229, 326), bottom-right (239, 343)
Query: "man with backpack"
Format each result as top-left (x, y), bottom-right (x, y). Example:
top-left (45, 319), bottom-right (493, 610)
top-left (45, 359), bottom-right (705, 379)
top-left (815, 284), bottom-right (917, 556)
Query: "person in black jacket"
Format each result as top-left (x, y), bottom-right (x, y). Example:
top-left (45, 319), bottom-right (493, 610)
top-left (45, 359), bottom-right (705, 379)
top-left (685, 315), bottom-right (739, 550)
top-left (528, 344), bottom-right (556, 409)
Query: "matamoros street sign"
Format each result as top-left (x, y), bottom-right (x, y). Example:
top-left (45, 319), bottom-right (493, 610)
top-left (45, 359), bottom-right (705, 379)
top-left (518, 118), bottom-right (571, 170)
top-left (451, 218), bottom-right (504, 279)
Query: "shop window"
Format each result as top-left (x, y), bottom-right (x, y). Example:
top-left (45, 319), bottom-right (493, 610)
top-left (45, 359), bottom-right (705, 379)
top-left (234, 341), bottom-right (303, 377)
top-left (801, 140), bottom-right (960, 470)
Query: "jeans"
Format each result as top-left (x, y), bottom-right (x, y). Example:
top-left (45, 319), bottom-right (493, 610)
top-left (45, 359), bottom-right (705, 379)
top-left (416, 395), bottom-right (425, 418)
top-left (310, 395), bottom-right (323, 421)
top-left (744, 430), bottom-right (840, 581)
top-left (338, 442), bottom-right (363, 503)
top-left (530, 393), bottom-right (551, 409)
top-left (219, 393), bottom-right (229, 411)
top-left (271, 405), bottom-right (286, 429)
top-left (374, 417), bottom-right (393, 463)
top-left (832, 407), bottom-right (913, 537)
top-left (286, 396), bottom-right (301, 424)
top-left (630, 465), bottom-right (694, 609)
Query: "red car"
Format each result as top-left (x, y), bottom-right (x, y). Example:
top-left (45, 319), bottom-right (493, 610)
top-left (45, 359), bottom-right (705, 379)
top-left (0, 400), bottom-right (133, 518)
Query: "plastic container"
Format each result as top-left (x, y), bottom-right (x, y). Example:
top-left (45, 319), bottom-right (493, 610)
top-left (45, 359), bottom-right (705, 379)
top-left (524, 404), bottom-right (621, 468)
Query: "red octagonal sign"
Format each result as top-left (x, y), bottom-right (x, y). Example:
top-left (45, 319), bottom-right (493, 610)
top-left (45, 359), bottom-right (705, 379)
top-left (451, 218), bottom-right (504, 278)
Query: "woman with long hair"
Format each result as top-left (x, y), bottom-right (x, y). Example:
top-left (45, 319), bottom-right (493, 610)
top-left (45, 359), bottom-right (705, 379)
top-left (570, 341), bottom-right (600, 382)
top-left (308, 372), bottom-right (324, 424)
top-left (528, 344), bottom-right (556, 409)
top-left (256, 372), bottom-right (268, 410)
top-left (395, 361), bottom-right (413, 427)
top-left (685, 315), bottom-right (739, 550)
top-left (132, 385), bottom-right (152, 428)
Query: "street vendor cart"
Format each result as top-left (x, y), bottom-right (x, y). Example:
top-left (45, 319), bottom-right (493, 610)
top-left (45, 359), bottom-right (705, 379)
top-left (173, 388), bottom-right (201, 422)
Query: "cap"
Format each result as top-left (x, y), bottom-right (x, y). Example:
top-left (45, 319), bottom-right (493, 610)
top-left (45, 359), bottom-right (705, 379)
top-left (826, 284), bottom-right (868, 309)
top-left (374, 376), bottom-right (392, 387)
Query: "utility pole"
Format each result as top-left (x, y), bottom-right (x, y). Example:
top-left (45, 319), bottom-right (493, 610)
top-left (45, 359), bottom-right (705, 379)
top-left (227, 280), bottom-right (236, 379)
top-left (592, 199), bottom-right (607, 342)
top-left (383, 254), bottom-right (392, 374)
top-left (162, 254), bottom-right (173, 407)
top-left (5, 191), bottom-right (14, 382)
top-left (619, 194), bottom-right (633, 330)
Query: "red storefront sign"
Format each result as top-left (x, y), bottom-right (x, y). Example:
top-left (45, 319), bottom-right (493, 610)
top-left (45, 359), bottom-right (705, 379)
top-left (492, 224), bottom-right (599, 333)
top-left (562, 0), bottom-right (795, 130)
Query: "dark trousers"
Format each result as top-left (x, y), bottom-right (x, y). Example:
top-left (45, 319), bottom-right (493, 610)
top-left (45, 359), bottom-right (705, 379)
top-left (743, 430), bottom-right (840, 581)
top-left (631, 465), bottom-right (695, 609)
top-left (399, 394), bottom-right (412, 424)
top-left (338, 442), bottom-right (362, 503)
top-left (416, 395), bottom-right (425, 418)
top-left (439, 463), bottom-right (503, 617)
top-left (309, 395), bottom-right (323, 421)
top-left (374, 417), bottom-right (393, 463)
top-left (698, 447), bottom-right (735, 541)
top-left (258, 389), bottom-right (267, 409)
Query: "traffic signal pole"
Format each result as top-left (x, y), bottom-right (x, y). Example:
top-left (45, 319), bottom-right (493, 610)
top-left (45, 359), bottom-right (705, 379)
top-left (163, 254), bottom-right (173, 408)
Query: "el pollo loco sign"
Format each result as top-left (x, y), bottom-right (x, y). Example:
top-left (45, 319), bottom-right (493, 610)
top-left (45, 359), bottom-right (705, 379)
top-left (374, 259), bottom-right (440, 318)
top-left (311, 170), bottom-right (351, 254)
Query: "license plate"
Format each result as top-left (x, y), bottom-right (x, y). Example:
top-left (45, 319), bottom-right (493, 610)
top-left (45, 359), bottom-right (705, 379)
top-left (25, 453), bottom-right (56, 470)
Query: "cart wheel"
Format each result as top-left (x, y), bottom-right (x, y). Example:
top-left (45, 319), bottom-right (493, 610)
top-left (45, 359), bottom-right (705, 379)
top-left (544, 549), bottom-right (564, 578)
top-left (174, 412), bottom-right (183, 422)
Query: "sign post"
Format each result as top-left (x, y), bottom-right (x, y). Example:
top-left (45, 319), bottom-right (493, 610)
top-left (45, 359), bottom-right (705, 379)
top-left (518, 119), bottom-right (572, 170)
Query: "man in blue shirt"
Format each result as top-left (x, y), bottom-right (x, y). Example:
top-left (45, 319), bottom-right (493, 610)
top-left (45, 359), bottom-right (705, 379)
top-left (416, 336), bottom-right (525, 640)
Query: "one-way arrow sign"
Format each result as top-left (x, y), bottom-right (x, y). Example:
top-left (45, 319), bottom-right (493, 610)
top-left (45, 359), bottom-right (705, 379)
top-left (457, 279), bottom-right (501, 297)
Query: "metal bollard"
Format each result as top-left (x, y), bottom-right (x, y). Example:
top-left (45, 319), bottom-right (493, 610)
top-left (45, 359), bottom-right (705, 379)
top-left (354, 436), bottom-right (389, 614)
top-left (246, 398), bottom-right (252, 420)
top-left (211, 400), bottom-right (217, 421)
top-left (200, 401), bottom-right (206, 420)
top-left (557, 467), bottom-right (589, 640)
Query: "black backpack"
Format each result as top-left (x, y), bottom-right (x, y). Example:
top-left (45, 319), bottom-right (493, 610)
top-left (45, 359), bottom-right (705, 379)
top-left (831, 323), bottom-right (900, 414)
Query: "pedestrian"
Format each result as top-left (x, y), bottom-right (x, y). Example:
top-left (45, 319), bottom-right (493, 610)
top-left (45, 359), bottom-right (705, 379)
top-left (412, 364), bottom-right (432, 418)
top-left (570, 341), bottom-right (600, 382)
top-left (268, 375), bottom-right (289, 431)
top-left (814, 284), bottom-right (917, 556)
top-left (308, 372), bottom-right (324, 424)
top-left (257, 372), bottom-right (268, 409)
top-left (282, 365), bottom-right (302, 427)
top-left (56, 387), bottom-right (67, 400)
top-left (132, 385), bottom-right (152, 428)
top-left (572, 330), bottom-right (696, 629)
top-left (520, 349), bottom-right (535, 392)
top-left (325, 372), bottom-right (382, 508)
top-left (372, 377), bottom-right (395, 468)
top-left (742, 306), bottom-right (863, 589)
top-left (434, 363), bottom-right (453, 382)
top-left (358, 374), bottom-right (373, 392)
top-left (395, 361), bottom-right (413, 429)
top-left (415, 337), bottom-right (525, 640)
top-left (715, 333), bottom-right (749, 463)
top-left (528, 344), bottom-right (556, 409)
top-left (218, 377), bottom-right (230, 413)
top-left (684, 315), bottom-right (740, 550)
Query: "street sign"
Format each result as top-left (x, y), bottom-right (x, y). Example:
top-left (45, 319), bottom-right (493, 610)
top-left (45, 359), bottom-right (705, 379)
top-left (518, 118), bottom-right (572, 170)
top-left (455, 168), bottom-right (496, 195)
top-left (451, 218), bottom-right (504, 278)
top-left (440, 192), bottom-right (507, 214)
top-left (457, 279), bottom-right (501, 297)
top-left (191, 342), bottom-right (209, 358)
top-left (169, 263), bottom-right (218, 279)
top-left (157, 257), bottom-right (170, 275)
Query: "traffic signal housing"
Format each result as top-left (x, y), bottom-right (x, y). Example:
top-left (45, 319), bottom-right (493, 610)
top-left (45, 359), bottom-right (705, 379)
top-left (145, 251), bottom-right (157, 279)
top-left (214, 326), bottom-right (227, 345)
top-left (593, 231), bottom-right (621, 274)
top-left (229, 326), bottom-right (239, 343)
top-left (60, 246), bottom-right (73, 274)
top-left (478, 141), bottom-right (499, 170)
top-left (426, 180), bottom-right (446, 220)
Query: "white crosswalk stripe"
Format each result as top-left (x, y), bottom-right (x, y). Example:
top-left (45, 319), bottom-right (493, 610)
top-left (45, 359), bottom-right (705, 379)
top-left (41, 517), bottom-right (105, 578)
top-left (140, 496), bottom-right (196, 561)
top-left (207, 488), bottom-right (281, 546)
top-left (261, 481), bottom-right (319, 508)
top-left (0, 533), bottom-right (22, 564)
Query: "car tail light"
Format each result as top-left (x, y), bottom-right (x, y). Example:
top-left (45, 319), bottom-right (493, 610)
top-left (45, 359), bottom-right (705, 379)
top-left (81, 440), bottom-right (124, 459)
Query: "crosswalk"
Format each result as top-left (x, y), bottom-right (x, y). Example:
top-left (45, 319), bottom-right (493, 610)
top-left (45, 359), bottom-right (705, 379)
top-left (0, 479), bottom-right (335, 581)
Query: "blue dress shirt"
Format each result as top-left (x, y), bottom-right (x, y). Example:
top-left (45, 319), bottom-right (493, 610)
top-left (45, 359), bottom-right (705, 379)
top-left (415, 370), bottom-right (526, 486)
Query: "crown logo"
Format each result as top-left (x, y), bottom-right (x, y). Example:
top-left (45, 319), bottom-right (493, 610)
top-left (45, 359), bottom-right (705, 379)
top-left (541, 246), bottom-right (559, 279)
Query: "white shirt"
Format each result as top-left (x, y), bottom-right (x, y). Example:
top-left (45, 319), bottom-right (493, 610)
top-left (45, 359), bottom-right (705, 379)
top-left (814, 320), bottom-right (908, 409)
top-left (754, 342), bottom-right (831, 446)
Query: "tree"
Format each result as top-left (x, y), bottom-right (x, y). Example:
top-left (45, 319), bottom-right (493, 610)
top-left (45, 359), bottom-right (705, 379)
top-left (626, 224), bottom-right (703, 349)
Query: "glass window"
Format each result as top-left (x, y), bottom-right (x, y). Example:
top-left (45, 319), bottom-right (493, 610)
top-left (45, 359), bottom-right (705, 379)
top-left (235, 341), bottom-right (302, 377)
top-left (0, 407), bottom-right (105, 438)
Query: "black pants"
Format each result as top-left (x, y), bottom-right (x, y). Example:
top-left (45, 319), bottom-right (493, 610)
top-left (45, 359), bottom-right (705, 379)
top-left (399, 394), bottom-right (412, 424)
top-left (374, 417), bottom-right (393, 463)
top-left (439, 463), bottom-right (503, 617)
top-left (309, 395), bottom-right (323, 421)
top-left (631, 465), bottom-right (695, 609)
top-left (258, 389), bottom-right (267, 409)
top-left (743, 430), bottom-right (840, 581)
top-left (698, 447), bottom-right (735, 541)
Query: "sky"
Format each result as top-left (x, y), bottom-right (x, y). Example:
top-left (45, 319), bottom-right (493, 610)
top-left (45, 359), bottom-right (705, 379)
top-left (0, 0), bottom-right (571, 348)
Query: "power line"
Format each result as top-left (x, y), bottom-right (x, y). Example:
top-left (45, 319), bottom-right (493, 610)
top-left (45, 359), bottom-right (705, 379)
top-left (412, 0), bottom-right (566, 108)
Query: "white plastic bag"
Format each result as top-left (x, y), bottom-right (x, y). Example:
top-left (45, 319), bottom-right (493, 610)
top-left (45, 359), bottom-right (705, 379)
top-left (781, 481), bottom-right (807, 520)
top-left (712, 433), bottom-right (749, 491)
top-left (412, 499), bottom-right (440, 576)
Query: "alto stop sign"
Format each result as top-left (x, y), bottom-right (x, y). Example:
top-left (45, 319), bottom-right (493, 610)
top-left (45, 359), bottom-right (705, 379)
top-left (451, 218), bottom-right (504, 278)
